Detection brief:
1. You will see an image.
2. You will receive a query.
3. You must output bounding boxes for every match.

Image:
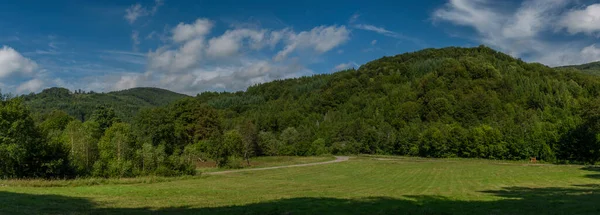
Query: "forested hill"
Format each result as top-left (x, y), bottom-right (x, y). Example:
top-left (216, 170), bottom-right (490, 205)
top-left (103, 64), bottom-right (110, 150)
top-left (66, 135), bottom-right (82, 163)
top-left (6, 45), bottom-right (600, 179)
top-left (558, 61), bottom-right (600, 76)
top-left (198, 45), bottom-right (600, 163)
top-left (21, 87), bottom-right (189, 122)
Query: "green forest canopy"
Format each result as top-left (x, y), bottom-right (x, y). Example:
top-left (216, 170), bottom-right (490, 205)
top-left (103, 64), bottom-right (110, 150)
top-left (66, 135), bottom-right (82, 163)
top-left (21, 87), bottom-right (189, 122)
top-left (4, 45), bottom-right (600, 179)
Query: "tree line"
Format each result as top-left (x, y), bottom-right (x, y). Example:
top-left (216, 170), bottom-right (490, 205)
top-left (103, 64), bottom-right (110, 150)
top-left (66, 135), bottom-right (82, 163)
top-left (3, 46), bottom-right (600, 179)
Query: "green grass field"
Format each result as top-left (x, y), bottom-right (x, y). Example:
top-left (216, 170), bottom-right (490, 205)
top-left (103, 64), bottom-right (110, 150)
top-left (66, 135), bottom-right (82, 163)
top-left (1, 156), bottom-right (600, 214)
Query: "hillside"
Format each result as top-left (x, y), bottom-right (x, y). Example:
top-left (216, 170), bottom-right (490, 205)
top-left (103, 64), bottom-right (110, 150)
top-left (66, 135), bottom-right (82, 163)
top-left (557, 61), bottom-right (600, 76)
top-left (196, 45), bottom-right (600, 163)
top-left (13, 45), bottom-right (600, 167)
top-left (22, 87), bottom-right (189, 122)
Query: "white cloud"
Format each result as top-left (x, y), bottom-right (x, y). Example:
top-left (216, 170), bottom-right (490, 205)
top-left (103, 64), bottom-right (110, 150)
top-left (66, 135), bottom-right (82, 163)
top-left (274, 25), bottom-right (350, 61)
top-left (349, 13), bottom-right (360, 23)
top-left (353, 24), bottom-right (423, 46)
top-left (17, 79), bottom-right (44, 93)
top-left (99, 50), bottom-right (146, 65)
top-left (206, 29), bottom-right (267, 58)
top-left (558, 4), bottom-right (600, 35)
top-left (432, 0), bottom-right (600, 66)
top-left (172, 19), bottom-right (213, 43)
top-left (146, 31), bottom-right (157, 39)
top-left (333, 62), bottom-right (358, 71)
top-left (48, 42), bottom-right (58, 49)
top-left (151, 0), bottom-right (164, 15)
top-left (502, 0), bottom-right (568, 38)
top-left (581, 44), bottom-right (600, 62)
top-left (132, 31), bottom-right (140, 45)
top-left (114, 75), bottom-right (139, 91)
top-left (14, 19), bottom-right (348, 95)
top-left (131, 30), bottom-right (140, 51)
top-left (148, 38), bottom-right (205, 73)
top-left (371, 40), bottom-right (377, 45)
top-left (124, 0), bottom-right (163, 24)
top-left (0, 46), bottom-right (38, 79)
top-left (125, 4), bottom-right (146, 24)
top-left (355, 24), bottom-right (394, 35)
top-left (142, 19), bottom-right (345, 94)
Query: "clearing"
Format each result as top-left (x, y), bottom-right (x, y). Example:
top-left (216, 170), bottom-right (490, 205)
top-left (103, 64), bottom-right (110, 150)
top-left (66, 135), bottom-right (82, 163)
top-left (1, 156), bottom-right (600, 214)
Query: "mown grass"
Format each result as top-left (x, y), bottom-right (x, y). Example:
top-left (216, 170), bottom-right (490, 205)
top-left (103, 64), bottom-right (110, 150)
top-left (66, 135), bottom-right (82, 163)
top-left (1, 156), bottom-right (600, 214)
top-left (196, 156), bottom-right (335, 173)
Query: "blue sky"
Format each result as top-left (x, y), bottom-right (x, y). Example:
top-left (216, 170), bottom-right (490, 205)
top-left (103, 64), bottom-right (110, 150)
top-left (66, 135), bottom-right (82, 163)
top-left (1, 0), bottom-right (600, 95)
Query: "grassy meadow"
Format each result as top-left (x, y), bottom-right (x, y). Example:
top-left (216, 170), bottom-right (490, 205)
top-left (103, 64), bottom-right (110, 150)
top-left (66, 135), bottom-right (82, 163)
top-left (1, 156), bottom-right (600, 214)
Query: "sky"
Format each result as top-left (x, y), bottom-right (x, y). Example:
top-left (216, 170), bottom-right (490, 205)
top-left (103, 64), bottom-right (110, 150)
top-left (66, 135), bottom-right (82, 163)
top-left (1, 0), bottom-right (600, 95)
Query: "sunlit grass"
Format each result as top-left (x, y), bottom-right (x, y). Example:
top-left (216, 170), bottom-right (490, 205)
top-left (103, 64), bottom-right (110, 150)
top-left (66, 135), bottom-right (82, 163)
top-left (1, 156), bottom-right (600, 214)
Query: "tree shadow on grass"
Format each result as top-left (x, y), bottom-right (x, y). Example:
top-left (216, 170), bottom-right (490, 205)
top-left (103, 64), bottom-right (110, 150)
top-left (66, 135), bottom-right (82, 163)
top-left (581, 166), bottom-right (600, 179)
top-left (2, 185), bottom-right (600, 215)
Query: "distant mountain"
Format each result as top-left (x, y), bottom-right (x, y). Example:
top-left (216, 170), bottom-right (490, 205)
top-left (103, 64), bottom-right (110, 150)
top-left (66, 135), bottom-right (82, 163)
top-left (22, 87), bottom-right (189, 122)
top-left (557, 61), bottom-right (600, 76)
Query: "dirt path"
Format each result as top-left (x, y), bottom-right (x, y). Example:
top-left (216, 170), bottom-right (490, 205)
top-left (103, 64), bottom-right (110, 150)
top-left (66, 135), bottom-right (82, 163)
top-left (204, 156), bottom-right (350, 175)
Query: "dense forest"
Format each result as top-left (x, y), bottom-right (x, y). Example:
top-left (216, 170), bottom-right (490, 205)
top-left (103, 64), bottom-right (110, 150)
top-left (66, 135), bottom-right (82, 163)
top-left (21, 87), bottom-right (189, 122)
top-left (559, 61), bottom-right (600, 76)
top-left (4, 45), bottom-right (600, 179)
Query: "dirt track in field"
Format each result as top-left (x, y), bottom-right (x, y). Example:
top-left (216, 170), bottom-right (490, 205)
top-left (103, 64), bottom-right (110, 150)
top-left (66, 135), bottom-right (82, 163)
top-left (204, 156), bottom-right (350, 175)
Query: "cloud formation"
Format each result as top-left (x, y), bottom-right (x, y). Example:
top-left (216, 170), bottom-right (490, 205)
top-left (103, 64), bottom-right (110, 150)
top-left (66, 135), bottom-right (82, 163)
top-left (274, 26), bottom-right (350, 61)
top-left (558, 4), bottom-right (600, 36)
top-left (433, 0), bottom-right (600, 66)
top-left (333, 62), bottom-right (358, 71)
top-left (139, 19), bottom-right (349, 94)
top-left (125, 4), bottom-right (145, 24)
top-left (16, 78), bottom-right (44, 93)
top-left (0, 46), bottom-right (38, 79)
top-left (124, 0), bottom-right (164, 24)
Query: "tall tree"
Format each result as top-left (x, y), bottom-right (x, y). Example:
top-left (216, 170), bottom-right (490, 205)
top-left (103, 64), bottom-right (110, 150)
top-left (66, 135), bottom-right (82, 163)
top-left (0, 98), bottom-right (69, 178)
top-left (90, 106), bottom-right (120, 134)
top-left (64, 120), bottom-right (100, 174)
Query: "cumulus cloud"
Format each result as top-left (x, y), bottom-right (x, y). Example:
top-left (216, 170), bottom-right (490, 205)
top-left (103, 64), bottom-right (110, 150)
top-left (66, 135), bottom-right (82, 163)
top-left (142, 19), bottom-right (346, 94)
top-left (0, 46), bottom-right (38, 79)
top-left (432, 0), bottom-right (600, 66)
top-left (114, 75), bottom-right (140, 91)
top-left (206, 29), bottom-right (268, 58)
top-left (17, 79), bottom-right (44, 93)
top-left (558, 4), bottom-right (600, 35)
top-left (274, 25), bottom-right (350, 61)
top-left (148, 38), bottom-right (206, 73)
top-left (172, 19), bottom-right (213, 43)
top-left (12, 18), bottom-right (348, 95)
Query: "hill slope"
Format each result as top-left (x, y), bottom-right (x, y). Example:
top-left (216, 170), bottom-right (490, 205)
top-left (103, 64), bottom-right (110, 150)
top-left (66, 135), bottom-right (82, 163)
top-left (22, 87), bottom-right (189, 122)
top-left (196, 45), bottom-right (600, 163)
top-left (557, 61), bottom-right (600, 76)
top-left (18, 46), bottom-right (600, 163)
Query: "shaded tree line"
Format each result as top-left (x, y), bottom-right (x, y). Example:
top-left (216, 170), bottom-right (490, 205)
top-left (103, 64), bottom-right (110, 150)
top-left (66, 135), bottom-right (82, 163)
top-left (0, 97), bottom-right (221, 178)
